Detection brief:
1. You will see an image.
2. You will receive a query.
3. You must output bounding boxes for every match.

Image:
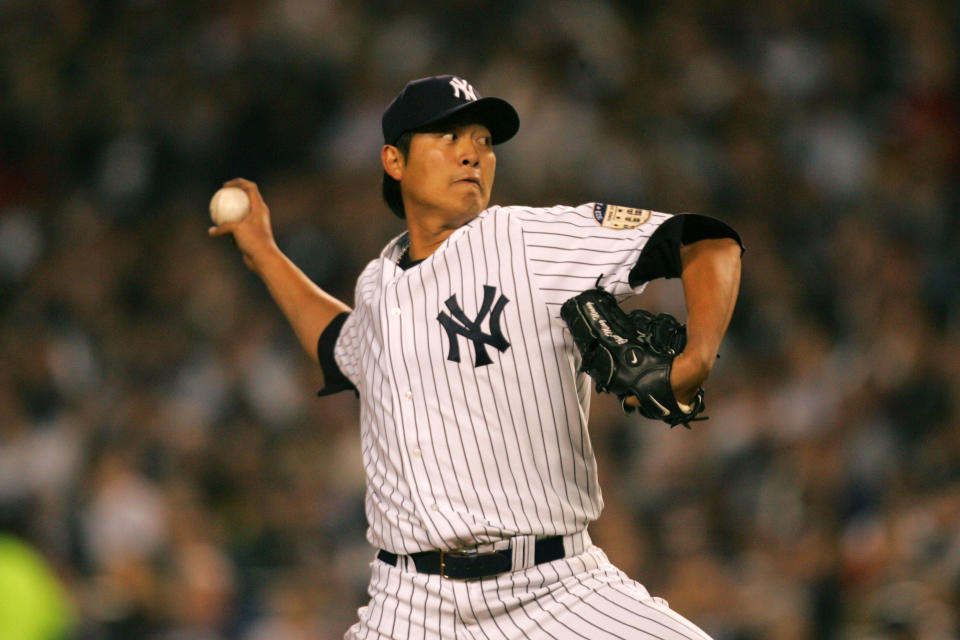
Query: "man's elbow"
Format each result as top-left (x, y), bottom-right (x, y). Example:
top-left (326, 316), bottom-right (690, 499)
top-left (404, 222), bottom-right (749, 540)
top-left (680, 236), bottom-right (743, 269)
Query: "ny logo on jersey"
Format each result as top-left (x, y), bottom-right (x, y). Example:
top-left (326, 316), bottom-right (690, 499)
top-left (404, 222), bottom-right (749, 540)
top-left (437, 285), bottom-right (510, 367)
top-left (449, 77), bottom-right (478, 101)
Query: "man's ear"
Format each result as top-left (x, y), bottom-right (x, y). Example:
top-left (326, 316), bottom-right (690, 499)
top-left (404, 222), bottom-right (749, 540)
top-left (382, 145), bottom-right (404, 181)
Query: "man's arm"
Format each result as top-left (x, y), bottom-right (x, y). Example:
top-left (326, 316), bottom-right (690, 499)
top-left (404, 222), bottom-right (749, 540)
top-left (670, 237), bottom-right (742, 404)
top-left (208, 178), bottom-right (351, 366)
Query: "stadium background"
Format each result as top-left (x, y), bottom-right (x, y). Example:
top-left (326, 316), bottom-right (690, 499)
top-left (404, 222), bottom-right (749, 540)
top-left (1, 1), bottom-right (957, 638)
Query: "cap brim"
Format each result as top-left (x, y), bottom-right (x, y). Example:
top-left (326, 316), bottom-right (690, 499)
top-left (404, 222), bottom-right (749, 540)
top-left (407, 97), bottom-right (520, 145)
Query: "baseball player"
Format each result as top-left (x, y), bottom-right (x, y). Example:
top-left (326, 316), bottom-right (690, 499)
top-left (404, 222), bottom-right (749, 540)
top-left (210, 75), bottom-right (742, 638)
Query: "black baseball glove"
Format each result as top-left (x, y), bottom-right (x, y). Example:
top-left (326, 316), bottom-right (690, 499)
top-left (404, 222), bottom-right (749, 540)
top-left (560, 287), bottom-right (706, 428)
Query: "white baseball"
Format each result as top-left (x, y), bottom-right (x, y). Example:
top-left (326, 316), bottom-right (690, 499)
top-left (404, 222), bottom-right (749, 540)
top-left (209, 187), bottom-right (250, 225)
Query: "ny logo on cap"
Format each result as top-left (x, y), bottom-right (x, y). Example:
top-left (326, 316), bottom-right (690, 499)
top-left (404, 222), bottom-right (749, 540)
top-left (449, 77), bottom-right (478, 101)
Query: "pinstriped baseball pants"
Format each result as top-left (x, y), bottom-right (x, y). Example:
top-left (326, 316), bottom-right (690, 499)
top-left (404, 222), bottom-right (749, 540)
top-left (346, 532), bottom-right (713, 639)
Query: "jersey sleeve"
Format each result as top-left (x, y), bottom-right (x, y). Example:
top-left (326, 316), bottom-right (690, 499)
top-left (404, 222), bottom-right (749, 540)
top-left (511, 203), bottom-right (673, 307)
top-left (628, 213), bottom-right (743, 286)
top-left (316, 311), bottom-right (358, 397)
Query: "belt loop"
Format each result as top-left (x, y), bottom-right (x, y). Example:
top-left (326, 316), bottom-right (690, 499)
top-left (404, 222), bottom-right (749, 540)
top-left (564, 530), bottom-right (591, 557)
top-left (510, 534), bottom-right (537, 571)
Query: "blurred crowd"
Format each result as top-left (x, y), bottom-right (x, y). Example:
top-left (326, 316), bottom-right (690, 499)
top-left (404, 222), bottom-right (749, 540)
top-left (1, 1), bottom-right (958, 638)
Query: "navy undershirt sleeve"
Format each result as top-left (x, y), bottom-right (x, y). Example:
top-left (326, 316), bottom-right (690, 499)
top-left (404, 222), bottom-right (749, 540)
top-left (316, 311), bottom-right (357, 397)
top-left (628, 214), bottom-right (743, 287)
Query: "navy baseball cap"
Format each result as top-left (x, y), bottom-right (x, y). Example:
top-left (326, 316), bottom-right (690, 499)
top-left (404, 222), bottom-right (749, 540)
top-left (382, 75), bottom-right (519, 146)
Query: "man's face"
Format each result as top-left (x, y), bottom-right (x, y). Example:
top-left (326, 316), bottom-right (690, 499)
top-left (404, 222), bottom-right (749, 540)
top-left (396, 122), bottom-right (496, 222)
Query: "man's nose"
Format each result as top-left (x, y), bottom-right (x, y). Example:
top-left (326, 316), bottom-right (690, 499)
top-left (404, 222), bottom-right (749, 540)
top-left (458, 140), bottom-right (480, 165)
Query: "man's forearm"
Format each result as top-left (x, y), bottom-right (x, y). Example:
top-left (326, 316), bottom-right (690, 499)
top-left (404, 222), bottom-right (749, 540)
top-left (251, 245), bottom-right (351, 363)
top-left (671, 237), bottom-right (741, 400)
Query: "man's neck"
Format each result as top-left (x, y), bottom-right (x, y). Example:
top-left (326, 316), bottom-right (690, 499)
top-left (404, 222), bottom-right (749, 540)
top-left (404, 209), bottom-right (478, 261)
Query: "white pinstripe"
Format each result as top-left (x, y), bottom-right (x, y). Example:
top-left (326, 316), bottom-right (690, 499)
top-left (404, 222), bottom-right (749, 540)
top-left (335, 204), bottom-right (712, 638)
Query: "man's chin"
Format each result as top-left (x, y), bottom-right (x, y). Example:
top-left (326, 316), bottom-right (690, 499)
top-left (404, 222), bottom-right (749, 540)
top-left (457, 193), bottom-right (489, 216)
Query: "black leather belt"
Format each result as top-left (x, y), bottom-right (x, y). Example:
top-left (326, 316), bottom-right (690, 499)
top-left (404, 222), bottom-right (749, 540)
top-left (377, 535), bottom-right (565, 580)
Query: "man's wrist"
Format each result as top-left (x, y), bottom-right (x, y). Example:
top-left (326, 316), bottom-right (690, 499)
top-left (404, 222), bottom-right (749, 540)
top-left (676, 349), bottom-right (712, 382)
top-left (670, 351), bottom-right (710, 403)
top-left (242, 237), bottom-right (282, 273)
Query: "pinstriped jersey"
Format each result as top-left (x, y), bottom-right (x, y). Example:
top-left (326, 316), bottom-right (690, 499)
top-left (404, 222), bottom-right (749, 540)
top-left (333, 203), bottom-right (674, 554)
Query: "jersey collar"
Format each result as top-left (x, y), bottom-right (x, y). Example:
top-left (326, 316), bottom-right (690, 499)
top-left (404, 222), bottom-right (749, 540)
top-left (380, 207), bottom-right (496, 266)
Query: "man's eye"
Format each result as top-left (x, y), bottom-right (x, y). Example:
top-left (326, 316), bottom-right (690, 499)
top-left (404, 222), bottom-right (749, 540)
top-left (442, 132), bottom-right (456, 142)
top-left (478, 136), bottom-right (492, 147)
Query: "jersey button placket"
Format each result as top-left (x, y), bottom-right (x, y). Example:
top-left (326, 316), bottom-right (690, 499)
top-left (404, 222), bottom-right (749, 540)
top-left (386, 288), bottom-right (436, 526)
top-left (386, 282), bottom-right (447, 538)
top-left (405, 392), bottom-right (421, 458)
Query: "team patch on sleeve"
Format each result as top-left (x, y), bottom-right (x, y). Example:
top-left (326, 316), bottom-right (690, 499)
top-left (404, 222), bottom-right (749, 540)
top-left (592, 203), bottom-right (652, 229)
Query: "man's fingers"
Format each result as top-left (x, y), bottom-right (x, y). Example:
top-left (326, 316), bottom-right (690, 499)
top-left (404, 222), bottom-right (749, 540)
top-left (222, 177), bottom-right (267, 210)
top-left (222, 177), bottom-right (252, 189)
top-left (208, 223), bottom-right (237, 236)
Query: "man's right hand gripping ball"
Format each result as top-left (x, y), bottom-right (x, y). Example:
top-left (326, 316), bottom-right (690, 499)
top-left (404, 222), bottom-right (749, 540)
top-left (561, 287), bottom-right (705, 428)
